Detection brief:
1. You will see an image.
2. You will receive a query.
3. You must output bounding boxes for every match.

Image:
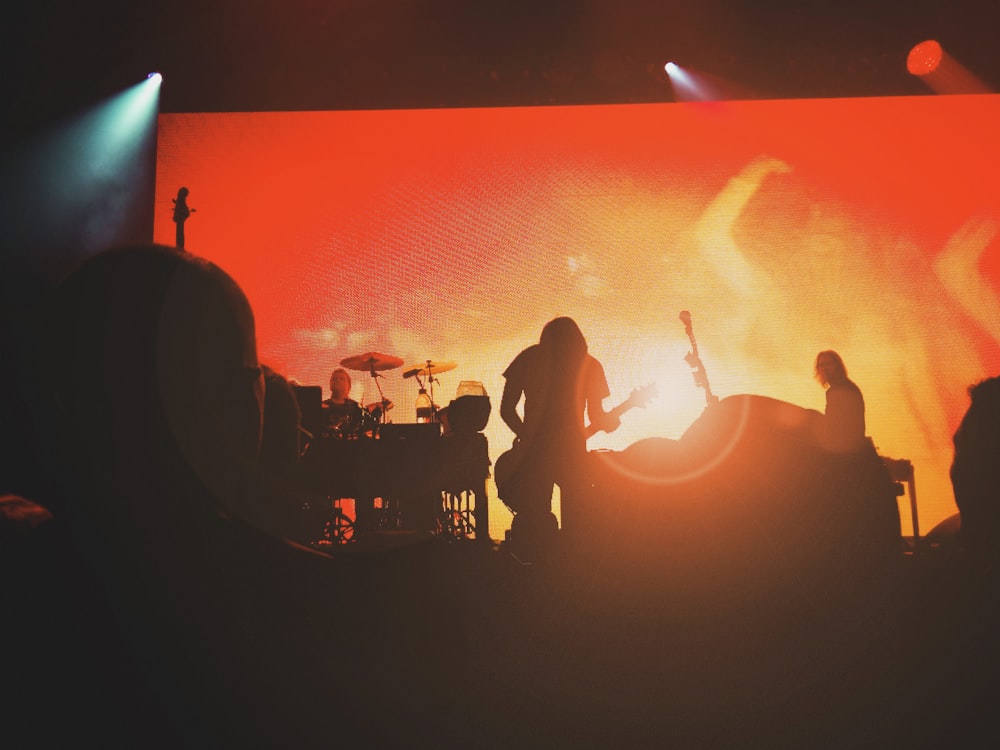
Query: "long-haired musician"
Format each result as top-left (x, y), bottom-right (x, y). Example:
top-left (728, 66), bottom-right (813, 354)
top-left (499, 317), bottom-right (620, 543)
top-left (814, 349), bottom-right (866, 453)
top-left (323, 367), bottom-right (363, 438)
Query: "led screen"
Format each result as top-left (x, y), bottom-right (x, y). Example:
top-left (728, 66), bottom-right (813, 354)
top-left (154, 96), bottom-right (1000, 540)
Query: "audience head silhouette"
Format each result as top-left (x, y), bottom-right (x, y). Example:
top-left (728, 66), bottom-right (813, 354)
top-left (50, 243), bottom-right (264, 526)
top-left (952, 375), bottom-right (1000, 567)
top-left (260, 364), bottom-right (301, 478)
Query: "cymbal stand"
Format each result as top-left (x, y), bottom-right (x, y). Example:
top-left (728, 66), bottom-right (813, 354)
top-left (368, 361), bottom-right (391, 424)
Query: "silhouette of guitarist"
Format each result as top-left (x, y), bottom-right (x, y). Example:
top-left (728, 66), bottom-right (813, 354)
top-left (172, 186), bottom-right (195, 249)
top-left (499, 317), bottom-right (620, 544)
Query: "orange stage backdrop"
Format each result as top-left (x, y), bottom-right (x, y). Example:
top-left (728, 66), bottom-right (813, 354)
top-left (155, 96), bottom-right (1000, 541)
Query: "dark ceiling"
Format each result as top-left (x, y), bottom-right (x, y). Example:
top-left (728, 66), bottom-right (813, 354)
top-left (3, 0), bottom-right (998, 146)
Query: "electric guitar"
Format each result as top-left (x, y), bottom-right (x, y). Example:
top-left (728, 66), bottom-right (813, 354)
top-left (584, 382), bottom-right (658, 438)
top-left (494, 383), bottom-right (657, 511)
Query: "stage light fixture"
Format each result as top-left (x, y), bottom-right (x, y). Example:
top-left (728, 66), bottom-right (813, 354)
top-left (906, 40), bottom-right (942, 77)
top-left (147, 71), bottom-right (162, 82)
top-left (906, 39), bottom-right (991, 95)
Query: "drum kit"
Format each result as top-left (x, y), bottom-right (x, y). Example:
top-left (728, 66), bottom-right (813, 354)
top-left (338, 351), bottom-right (457, 435)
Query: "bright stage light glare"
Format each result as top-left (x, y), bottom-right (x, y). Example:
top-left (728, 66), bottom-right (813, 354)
top-left (8, 76), bottom-right (163, 259)
top-left (907, 40), bottom-right (942, 77)
top-left (662, 62), bottom-right (713, 102)
top-left (147, 71), bottom-right (162, 83)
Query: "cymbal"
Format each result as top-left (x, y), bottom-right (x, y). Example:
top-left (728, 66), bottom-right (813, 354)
top-left (403, 360), bottom-right (457, 377)
top-left (340, 352), bottom-right (404, 372)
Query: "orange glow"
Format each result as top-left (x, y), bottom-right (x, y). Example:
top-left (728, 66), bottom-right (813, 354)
top-left (155, 96), bottom-right (1000, 540)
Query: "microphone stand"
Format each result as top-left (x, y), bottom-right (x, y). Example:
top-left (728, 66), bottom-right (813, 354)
top-left (680, 310), bottom-right (719, 409)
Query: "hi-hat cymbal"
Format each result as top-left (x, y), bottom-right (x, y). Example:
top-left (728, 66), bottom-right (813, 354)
top-left (403, 360), bottom-right (457, 378)
top-left (340, 352), bottom-right (404, 372)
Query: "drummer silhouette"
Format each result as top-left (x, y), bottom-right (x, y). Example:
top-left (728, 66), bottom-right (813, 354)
top-left (334, 352), bottom-right (403, 534)
top-left (323, 367), bottom-right (363, 438)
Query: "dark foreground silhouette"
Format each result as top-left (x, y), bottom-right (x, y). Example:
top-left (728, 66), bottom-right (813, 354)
top-left (6, 244), bottom-right (999, 748)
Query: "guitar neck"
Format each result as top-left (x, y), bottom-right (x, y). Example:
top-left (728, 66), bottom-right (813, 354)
top-left (584, 398), bottom-right (634, 439)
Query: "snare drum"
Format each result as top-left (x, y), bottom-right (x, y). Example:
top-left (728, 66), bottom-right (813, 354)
top-left (322, 402), bottom-right (363, 439)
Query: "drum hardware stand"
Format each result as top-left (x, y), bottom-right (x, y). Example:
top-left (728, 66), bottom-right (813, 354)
top-left (403, 360), bottom-right (457, 422)
top-left (361, 362), bottom-right (395, 437)
top-left (438, 489), bottom-right (476, 540)
top-left (367, 360), bottom-right (392, 418)
top-left (325, 498), bottom-right (356, 544)
top-left (339, 352), bottom-right (404, 433)
top-left (376, 495), bottom-right (403, 530)
top-left (306, 496), bottom-right (355, 548)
